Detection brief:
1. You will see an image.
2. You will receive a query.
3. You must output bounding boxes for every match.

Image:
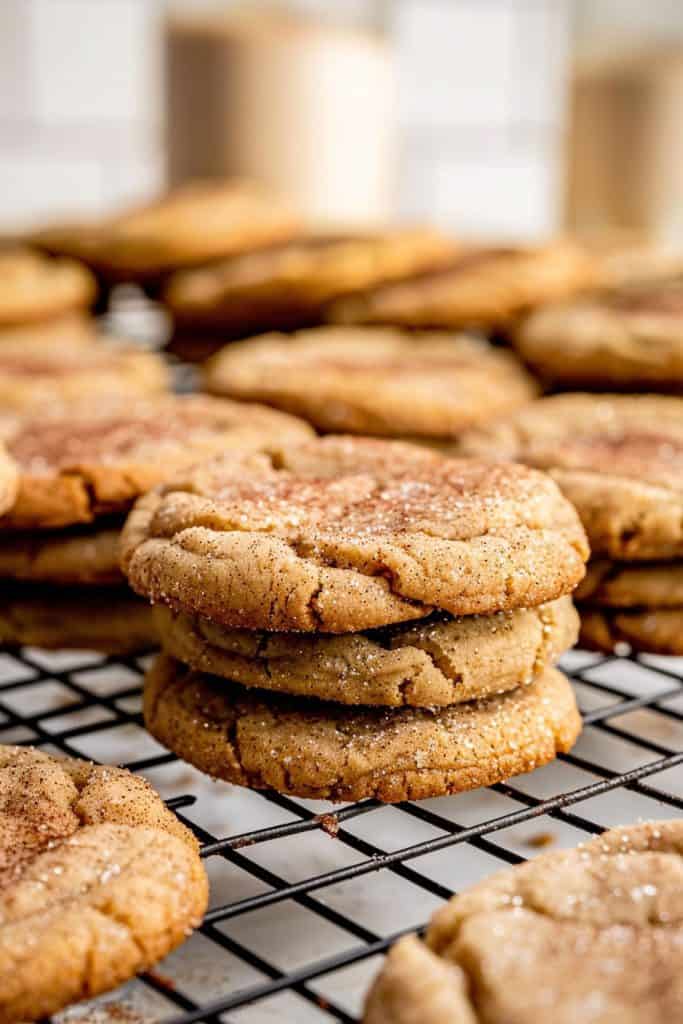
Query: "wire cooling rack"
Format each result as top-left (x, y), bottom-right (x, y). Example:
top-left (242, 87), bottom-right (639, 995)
top-left (0, 644), bottom-right (681, 1023)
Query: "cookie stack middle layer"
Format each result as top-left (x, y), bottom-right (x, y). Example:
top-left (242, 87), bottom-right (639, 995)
top-left (121, 436), bottom-right (587, 803)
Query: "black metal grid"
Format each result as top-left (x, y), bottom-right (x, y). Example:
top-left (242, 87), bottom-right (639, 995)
top-left (0, 644), bottom-right (681, 1023)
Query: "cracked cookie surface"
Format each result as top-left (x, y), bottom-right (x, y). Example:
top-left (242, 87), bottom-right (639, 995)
top-left (204, 327), bottom-right (538, 438)
top-left (364, 819), bottom-right (683, 1023)
top-left (144, 655), bottom-right (580, 803)
top-left (121, 435), bottom-right (588, 632)
top-left (0, 745), bottom-right (207, 1024)
top-left (154, 597), bottom-right (578, 707)
top-left (1, 394), bottom-right (312, 529)
top-left (459, 393), bottom-right (683, 560)
top-left (0, 585), bottom-right (156, 653)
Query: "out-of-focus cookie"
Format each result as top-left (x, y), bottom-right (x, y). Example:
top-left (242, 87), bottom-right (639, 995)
top-left (144, 655), bottom-right (581, 803)
top-left (0, 584), bottom-right (156, 653)
top-left (121, 436), bottom-right (588, 633)
top-left (459, 393), bottom-right (683, 560)
top-left (0, 339), bottom-right (169, 414)
top-left (576, 558), bottom-right (683, 608)
top-left (327, 241), bottom-right (592, 330)
top-left (164, 229), bottom-right (457, 345)
top-left (0, 745), bottom-right (207, 1024)
top-left (154, 597), bottom-right (579, 707)
top-left (0, 248), bottom-right (96, 327)
top-left (0, 525), bottom-right (122, 584)
top-left (0, 311), bottom-right (96, 346)
top-left (204, 327), bottom-right (538, 438)
top-left (364, 819), bottom-right (683, 1024)
top-left (579, 606), bottom-right (683, 655)
top-left (515, 280), bottom-right (683, 390)
top-left (29, 179), bottom-right (300, 285)
top-left (1, 394), bottom-right (312, 529)
top-left (0, 444), bottom-right (17, 518)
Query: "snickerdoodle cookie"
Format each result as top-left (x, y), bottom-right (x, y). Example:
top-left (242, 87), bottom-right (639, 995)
top-left (0, 446), bottom-right (17, 518)
top-left (327, 241), bottom-right (592, 330)
top-left (1, 394), bottom-right (312, 529)
top-left (515, 280), bottom-right (683, 390)
top-left (204, 328), bottom-right (538, 438)
top-left (364, 819), bottom-right (683, 1023)
top-left (164, 229), bottom-right (457, 343)
top-left (576, 558), bottom-right (683, 608)
top-left (154, 597), bottom-right (578, 707)
top-left (0, 525), bottom-right (122, 584)
top-left (0, 745), bottom-right (207, 1024)
top-left (121, 436), bottom-right (588, 633)
top-left (0, 248), bottom-right (96, 327)
top-left (30, 179), bottom-right (299, 285)
top-left (579, 607), bottom-right (683, 656)
top-left (459, 393), bottom-right (683, 560)
top-left (0, 585), bottom-right (156, 653)
top-left (0, 339), bottom-right (169, 414)
top-left (144, 655), bottom-right (580, 803)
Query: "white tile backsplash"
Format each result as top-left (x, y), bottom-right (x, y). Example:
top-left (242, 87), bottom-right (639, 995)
top-left (0, 0), bottom-right (571, 236)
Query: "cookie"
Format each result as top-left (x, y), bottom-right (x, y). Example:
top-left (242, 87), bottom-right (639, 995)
top-left (164, 229), bottom-right (457, 343)
top-left (1, 394), bottom-right (312, 529)
top-left (0, 445), bottom-right (17, 518)
top-left (327, 241), bottom-right (592, 330)
top-left (144, 655), bottom-right (580, 803)
top-left (0, 339), bottom-right (169, 414)
top-left (0, 311), bottom-right (96, 346)
top-left (204, 328), bottom-right (538, 438)
top-left (154, 597), bottom-right (578, 707)
top-left (515, 281), bottom-right (683, 389)
top-left (0, 585), bottom-right (156, 653)
top-left (576, 558), bottom-right (683, 608)
top-left (579, 606), bottom-right (683, 655)
top-left (0, 525), bottom-right (122, 584)
top-left (459, 393), bottom-right (683, 560)
top-left (121, 436), bottom-right (588, 633)
top-left (0, 745), bottom-right (207, 1024)
top-left (364, 819), bottom-right (683, 1024)
top-left (0, 248), bottom-right (96, 327)
top-left (30, 179), bottom-right (299, 284)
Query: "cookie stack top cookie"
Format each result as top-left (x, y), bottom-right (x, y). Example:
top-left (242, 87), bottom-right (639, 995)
top-left (204, 327), bottom-right (538, 439)
top-left (122, 435), bottom-right (588, 632)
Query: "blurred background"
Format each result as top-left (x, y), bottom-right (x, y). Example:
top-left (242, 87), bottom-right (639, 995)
top-left (2, 0), bottom-right (683, 242)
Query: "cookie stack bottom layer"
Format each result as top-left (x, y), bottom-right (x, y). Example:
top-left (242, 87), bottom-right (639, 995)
top-left (144, 655), bottom-right (581, 803)
top-left (577, 560), bottom-right (683, 655)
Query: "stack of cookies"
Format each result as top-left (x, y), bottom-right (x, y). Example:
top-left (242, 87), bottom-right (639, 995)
top-left (460, 393), bottom-right (683, 656)
top-left (204, 326), bottom-right (538, 442)
top-left (0, 394), bottom-right (312, 653)
top-left (121, 435), bottom-right (587, 803)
